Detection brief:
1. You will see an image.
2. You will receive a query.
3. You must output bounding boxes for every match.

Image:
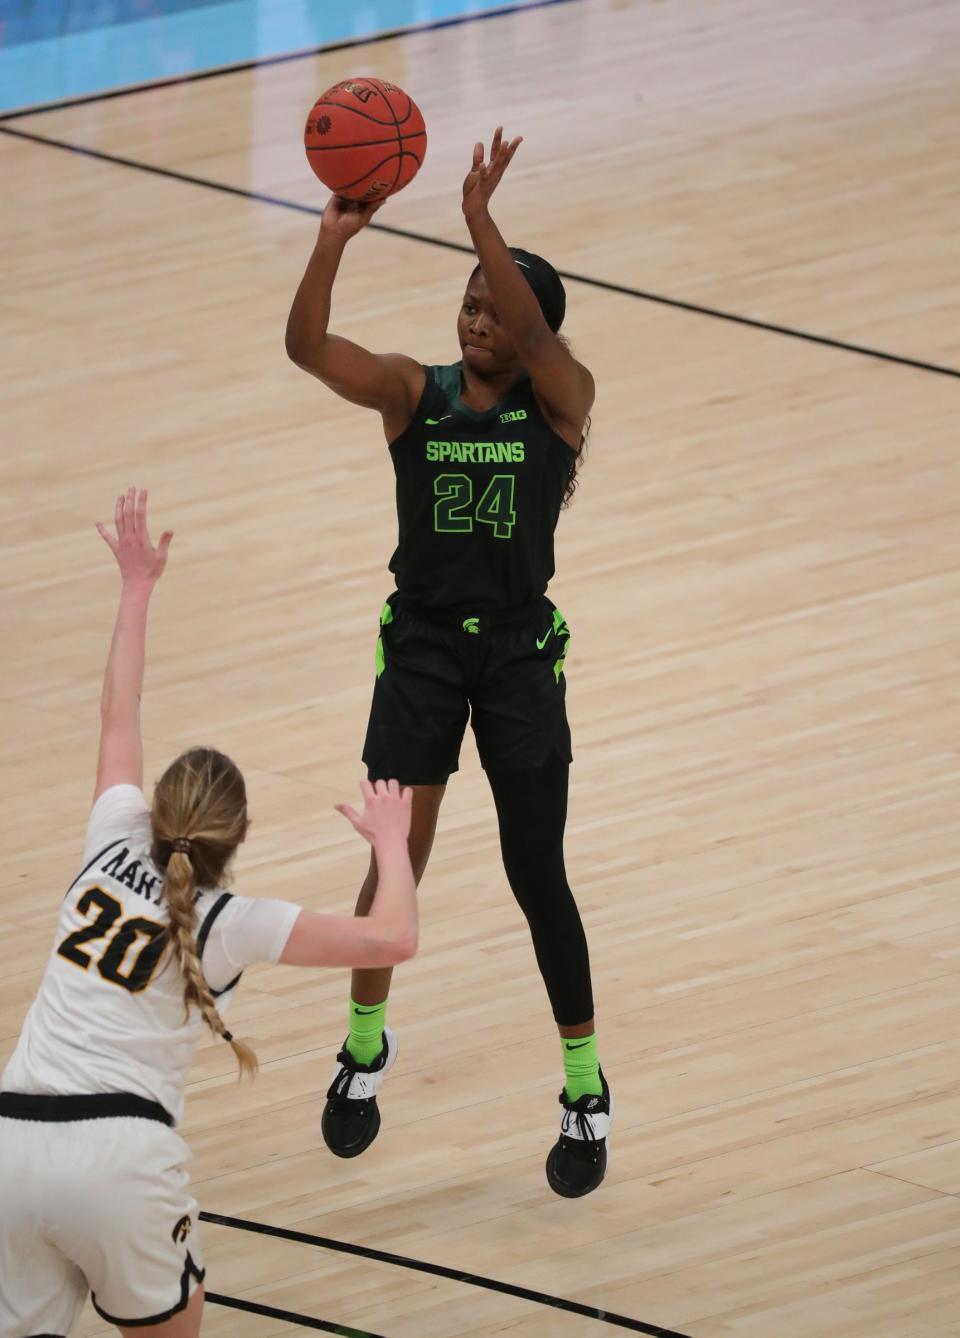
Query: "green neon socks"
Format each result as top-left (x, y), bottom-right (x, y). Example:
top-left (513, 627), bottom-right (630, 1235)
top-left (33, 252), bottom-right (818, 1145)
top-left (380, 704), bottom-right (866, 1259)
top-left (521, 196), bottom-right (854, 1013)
top-left (347, 1001), bottom-right (600, 1094)
top-left (346, 997), bottom-right (388, 1066)
top-left (562, 1032), bottom-right (603, 1102)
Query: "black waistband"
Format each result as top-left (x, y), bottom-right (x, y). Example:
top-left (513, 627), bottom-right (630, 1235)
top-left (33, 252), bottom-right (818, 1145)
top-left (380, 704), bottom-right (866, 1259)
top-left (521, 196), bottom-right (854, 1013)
top-left (0, 1091), bottom-right (174, 1126)
top-left (395, 595), bottom-right (545, 629)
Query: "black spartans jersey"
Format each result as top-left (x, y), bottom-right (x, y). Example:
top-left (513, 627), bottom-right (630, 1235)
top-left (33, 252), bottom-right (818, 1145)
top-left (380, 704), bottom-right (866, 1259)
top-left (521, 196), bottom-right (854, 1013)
top-left (387, 364), bottom-right (574, 613)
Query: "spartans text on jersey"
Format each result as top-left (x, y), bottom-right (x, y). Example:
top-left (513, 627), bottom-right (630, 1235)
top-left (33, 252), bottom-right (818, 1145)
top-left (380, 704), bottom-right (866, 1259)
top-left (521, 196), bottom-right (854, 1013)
top-left (425, 440), bottom-right (525, 464)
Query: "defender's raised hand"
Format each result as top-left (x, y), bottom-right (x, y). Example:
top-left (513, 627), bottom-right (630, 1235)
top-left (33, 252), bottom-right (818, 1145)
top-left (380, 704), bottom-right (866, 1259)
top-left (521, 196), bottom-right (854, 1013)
top-left (96, 487), bottom-right (173, 587)
top-left (336, 779), bottom-right (413, 845)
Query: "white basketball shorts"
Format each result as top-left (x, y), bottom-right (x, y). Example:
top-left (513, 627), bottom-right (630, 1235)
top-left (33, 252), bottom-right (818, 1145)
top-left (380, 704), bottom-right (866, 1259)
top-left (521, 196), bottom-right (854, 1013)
top-left (0, 1093), bottom-right (204, 1336)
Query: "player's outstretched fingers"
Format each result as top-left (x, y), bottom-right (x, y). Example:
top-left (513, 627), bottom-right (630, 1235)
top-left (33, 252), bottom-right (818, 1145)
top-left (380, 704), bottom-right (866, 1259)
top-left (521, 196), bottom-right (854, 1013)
top-left (335, 802), bottom-right (362, 831)
top-left (96, 520), bottom-right (118, 554)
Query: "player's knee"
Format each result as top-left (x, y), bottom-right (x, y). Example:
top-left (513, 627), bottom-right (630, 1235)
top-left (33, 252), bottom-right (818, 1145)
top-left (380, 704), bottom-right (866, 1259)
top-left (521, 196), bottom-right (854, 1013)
top-left (504, 862), bottom-right (571, 920)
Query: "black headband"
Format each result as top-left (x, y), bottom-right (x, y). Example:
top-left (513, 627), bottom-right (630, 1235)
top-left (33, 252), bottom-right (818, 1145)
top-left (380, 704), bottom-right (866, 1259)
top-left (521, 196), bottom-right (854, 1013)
top-left (509, 248), bottom-right (566, 332)
top-left (471, 248), bottom-right (567, 333)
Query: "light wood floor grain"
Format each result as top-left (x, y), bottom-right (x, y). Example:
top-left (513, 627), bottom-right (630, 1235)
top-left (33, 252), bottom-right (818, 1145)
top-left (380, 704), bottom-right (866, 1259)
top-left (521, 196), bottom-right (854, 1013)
top-left (2, 1), bottom-right (959, 1334)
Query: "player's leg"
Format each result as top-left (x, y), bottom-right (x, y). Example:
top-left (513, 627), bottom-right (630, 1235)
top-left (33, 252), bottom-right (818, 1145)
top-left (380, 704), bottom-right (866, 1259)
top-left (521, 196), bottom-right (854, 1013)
top-left (323, 598), bottom-right (467, 1157)
top-left (322, 786), bottom-right (448, 1159)
top-left (473, 604), bottom-right (610, 1196)
top-left (0, 1113), bottom-right (89, 1334)
top-left (486, 764), bottom-right (594, 1031)
top-left (22, 1118), bottom-right (206, 1338)
top-left (0, 1115), bottom-right (88, 1336)
top-left (118, 1285), bottom-right (203, 1338)
top-left (350, 780), bottom-right (447, 1007)
top-left (486, 762), bottom-right (611, 1197)
top-left (0, 1234), bottom-right (86, 1338)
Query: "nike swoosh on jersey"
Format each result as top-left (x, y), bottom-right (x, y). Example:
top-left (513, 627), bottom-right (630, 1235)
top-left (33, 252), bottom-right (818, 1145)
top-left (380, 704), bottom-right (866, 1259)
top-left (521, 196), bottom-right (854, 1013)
top-left (425, 414), bottom-right (452, 425)
top-left (536, 629), bottom-right (552, 649)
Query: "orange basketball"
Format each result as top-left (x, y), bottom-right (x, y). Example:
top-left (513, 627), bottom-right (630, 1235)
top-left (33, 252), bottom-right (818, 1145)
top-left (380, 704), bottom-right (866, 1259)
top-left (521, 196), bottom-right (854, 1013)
top-left (304, 78), bottom-right (427, 202)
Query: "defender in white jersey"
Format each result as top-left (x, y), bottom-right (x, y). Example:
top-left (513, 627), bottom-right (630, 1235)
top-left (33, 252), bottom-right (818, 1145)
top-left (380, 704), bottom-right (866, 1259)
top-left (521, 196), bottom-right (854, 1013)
top-left (0, 490), bottom-right (418, 1338)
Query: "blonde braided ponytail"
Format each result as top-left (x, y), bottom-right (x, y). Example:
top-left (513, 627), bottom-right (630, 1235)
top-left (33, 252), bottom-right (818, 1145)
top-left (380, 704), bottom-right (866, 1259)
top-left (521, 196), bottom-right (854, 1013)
top-left (151, 749), bottom-right (257, 1079)
top-left (163, 848), bottom-right (258, 1078)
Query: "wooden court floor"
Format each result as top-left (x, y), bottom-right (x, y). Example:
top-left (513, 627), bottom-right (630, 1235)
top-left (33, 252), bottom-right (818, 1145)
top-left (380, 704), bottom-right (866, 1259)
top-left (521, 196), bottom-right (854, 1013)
top-left (2, 1), bottom-right (960, 1333)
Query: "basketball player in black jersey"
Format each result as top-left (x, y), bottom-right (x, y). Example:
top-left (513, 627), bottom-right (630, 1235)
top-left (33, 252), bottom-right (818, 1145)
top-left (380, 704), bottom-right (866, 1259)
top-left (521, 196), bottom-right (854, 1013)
top-left (286, 129), bottom-right (610, 1197)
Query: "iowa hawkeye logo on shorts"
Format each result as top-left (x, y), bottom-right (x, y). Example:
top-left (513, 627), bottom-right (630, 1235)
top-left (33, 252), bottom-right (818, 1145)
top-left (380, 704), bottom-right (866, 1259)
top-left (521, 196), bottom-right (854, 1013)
top-left (172, 1214), bottom-right (192, 1243)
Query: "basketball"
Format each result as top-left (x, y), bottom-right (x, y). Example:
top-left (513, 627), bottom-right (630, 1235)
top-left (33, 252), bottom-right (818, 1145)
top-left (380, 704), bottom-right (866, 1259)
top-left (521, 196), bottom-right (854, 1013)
top-left (304, 78), bottom-right (427, 202)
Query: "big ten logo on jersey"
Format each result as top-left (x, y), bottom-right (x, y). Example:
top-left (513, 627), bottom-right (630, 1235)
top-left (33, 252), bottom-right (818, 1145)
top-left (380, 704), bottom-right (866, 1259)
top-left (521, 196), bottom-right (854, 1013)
top-left (172, 1215), bottom-right (192, 1244)
top-left (500, 409), bottom-right (528, 423)
top-left (342, 81), bottom-right (376, 103)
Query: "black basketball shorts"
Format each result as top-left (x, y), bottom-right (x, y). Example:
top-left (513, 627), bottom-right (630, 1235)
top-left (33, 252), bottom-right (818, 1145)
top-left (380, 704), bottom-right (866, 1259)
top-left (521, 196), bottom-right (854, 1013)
top-left (362, 593), bottom-right (573, 785)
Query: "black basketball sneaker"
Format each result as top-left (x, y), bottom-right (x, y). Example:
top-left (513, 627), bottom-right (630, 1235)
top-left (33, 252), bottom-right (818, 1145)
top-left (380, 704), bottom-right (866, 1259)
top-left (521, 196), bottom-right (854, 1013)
top-left (546, 1070), bottom-right (612, 1198)
top-left (321, 1027), bottom-right (398, 1158)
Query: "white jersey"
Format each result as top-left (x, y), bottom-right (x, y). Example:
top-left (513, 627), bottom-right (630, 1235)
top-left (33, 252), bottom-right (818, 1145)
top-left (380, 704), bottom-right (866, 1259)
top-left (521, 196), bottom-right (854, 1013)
top-left (2, 785), bottom-right (301, 1125)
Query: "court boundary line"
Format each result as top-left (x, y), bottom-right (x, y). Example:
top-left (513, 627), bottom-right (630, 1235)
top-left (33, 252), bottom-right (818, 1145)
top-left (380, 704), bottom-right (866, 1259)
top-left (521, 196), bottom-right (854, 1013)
top-left (0, 0), bottom-right (582, 122)
top-left (1, 120), bottom-right (958, 382)
top-left (206, 1289), bottom-right (383, 1335)
top-left (200, 1209), bottom-right (695, 1337)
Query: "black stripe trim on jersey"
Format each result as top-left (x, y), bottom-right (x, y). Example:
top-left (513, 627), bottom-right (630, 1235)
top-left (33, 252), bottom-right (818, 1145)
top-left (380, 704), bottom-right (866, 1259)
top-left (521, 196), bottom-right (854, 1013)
top-left (92, 1250), bottom-right (204, 1326)
top-left (63, 837), bottom-right (126, 900)
top-left (196, 892), bottom-right (243, 998)
top-left (0, 1091), bottom-right (173, 1126)
top-left (211, 972), bottom-right (242, 999)
top-left (211, 969), bottom-right (242, 1000)
top-left (196, 891), bottom-right (232, 957)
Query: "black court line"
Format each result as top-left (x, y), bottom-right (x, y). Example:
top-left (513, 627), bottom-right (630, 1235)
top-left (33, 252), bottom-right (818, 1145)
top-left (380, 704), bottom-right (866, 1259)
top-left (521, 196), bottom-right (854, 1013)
top-left (0, 0), bottom-right (582, 122)
top-left (200, 1210), bottom-right (694, 1337)
top-left (2, 119), bottom-right (958, 383)
top-left (551, 270), bottom-right (960, 381)
top-left (206, 1290), bottom-right (383, 1336)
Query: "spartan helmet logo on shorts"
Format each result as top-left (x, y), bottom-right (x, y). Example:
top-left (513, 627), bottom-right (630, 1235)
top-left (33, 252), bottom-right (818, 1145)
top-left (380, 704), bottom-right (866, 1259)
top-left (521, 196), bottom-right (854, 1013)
top-left (172, 1214), bottom-right (192, 1244)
